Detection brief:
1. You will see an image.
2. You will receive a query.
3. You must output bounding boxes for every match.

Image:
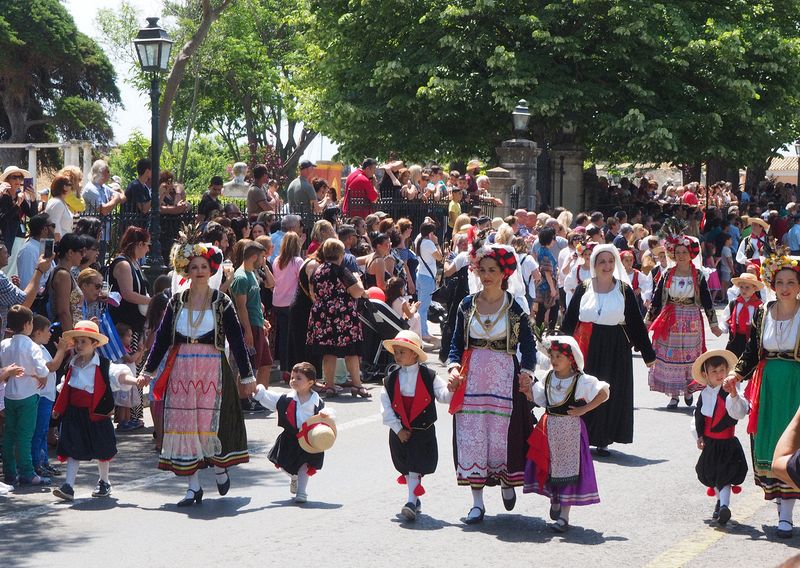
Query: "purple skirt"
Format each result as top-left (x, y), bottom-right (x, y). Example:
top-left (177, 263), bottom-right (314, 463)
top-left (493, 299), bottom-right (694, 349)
top-left (523, 419), bottom-right (600, 506)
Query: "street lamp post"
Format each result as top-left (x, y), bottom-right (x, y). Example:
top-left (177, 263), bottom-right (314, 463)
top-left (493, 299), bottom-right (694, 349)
top-left (794, 140), bottom-right (800, 194)
top-left (134, 17), bottom-right (173, 274)
top-left (511, 99), bottom-right (531, 139)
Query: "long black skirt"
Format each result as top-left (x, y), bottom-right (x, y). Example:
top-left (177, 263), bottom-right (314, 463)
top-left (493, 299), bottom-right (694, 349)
top-left (268, 431), bottom-right (323, 475)
top-left (286, 295), bottom-right (321, 375)
top-left (389, 427), bottom-right (438, 475)
top-left (582, 323), bottom-right (635, 447)
top-left (696, 437), bottom-right (748, 488)
top-left (57, 406), bottom-right (117, 462)
top-left (725, 333), bottom-right (748, 359)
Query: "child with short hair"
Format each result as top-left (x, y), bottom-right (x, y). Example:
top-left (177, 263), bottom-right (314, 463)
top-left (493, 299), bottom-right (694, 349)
top-left (380, 330), bottom-right (453, 522)
top-left (30, 315), bottom-right (70, 478)
top-left (113, 322), bottom-right (144, 431)
top-left (720, 273), bottom-right (763, 357)
top-left (691, 350), bottom-right (749, 525)
top-left (254, 362), bottom-right (336, 504)
top-left (52, 320), bottom-right (143, 501)
top-left (1, 305), bottom-right (52, 486)
top-left (523, 336), bottom-right (609, 533)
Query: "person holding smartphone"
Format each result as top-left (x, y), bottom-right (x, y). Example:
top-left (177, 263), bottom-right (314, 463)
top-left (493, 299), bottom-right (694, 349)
top-left (0, 166), bottom-right (38, 252)
top-left (17, 214), bottom-right (54, 291)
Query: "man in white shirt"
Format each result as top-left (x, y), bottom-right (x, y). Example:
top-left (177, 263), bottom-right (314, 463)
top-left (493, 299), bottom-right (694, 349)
top-left (17, 213), bottom-right (53, 291)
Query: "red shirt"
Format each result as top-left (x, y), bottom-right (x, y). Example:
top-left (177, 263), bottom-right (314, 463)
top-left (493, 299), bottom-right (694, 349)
top-left (344, 169), bottom-right (378, 217)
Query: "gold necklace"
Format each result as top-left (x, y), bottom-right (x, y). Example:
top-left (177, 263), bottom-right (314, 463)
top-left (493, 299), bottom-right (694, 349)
top-left (187, 288), bottom-right (211, 332)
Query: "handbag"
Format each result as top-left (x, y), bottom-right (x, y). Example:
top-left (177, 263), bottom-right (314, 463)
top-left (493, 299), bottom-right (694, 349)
top-left (419, 253), bottom-right (450, 304)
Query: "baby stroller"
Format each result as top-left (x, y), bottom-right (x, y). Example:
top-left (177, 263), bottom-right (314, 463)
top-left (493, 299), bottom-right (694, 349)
top-left (358, 298), bottom-right (409, 383)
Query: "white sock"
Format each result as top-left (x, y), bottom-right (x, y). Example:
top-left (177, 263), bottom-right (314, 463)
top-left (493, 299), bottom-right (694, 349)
top-left (718, 485), bottom-right (731, 508)
top-left (779, 498), bottom-right (795, 526)
top-left (65, 458), bottom-right (79, 487)
top-left (97, 461), bottom-right (110, 484)
top-left (214, 466), bottom-right (228, 484)
top-left (296, 464), bottom-right (309, 495)
top-left (560, 505), bottom-right (571, 522)
top-left (188, 472), bottom-right (201, 492)
top-left (406, 473), bottom-right (420, 503)
top-left (471, 488), bottom-right (485, 511)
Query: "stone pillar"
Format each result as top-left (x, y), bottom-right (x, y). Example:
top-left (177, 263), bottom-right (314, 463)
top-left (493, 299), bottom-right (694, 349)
top-left (485, 167), bottom-right (514, 215)
top-left (26, 145), bottom-right (37, 188)
top-left (496, 139), bottom-right (541, 212)
top-left (550, 145), bottom-right (585, 212)
top-left (82, 142), bottom-right (93, 184)
top-left (64, 140), bottom-right (79, 166)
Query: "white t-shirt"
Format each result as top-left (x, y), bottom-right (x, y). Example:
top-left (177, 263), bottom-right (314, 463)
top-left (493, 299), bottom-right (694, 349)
top-left (416, 238), bottom-right (438, 279)
top-left (39, 345), bottom-right (57, 402)
top-left (45, 197), bottom-right (74, 237)
top-left (1, 334), bottom-right (49, 400)
top-left (518, 253), bottom-right (538, 300)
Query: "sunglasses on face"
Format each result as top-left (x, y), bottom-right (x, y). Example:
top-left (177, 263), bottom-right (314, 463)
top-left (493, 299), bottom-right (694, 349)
top-left (8, 175), bottom-right (23, 181)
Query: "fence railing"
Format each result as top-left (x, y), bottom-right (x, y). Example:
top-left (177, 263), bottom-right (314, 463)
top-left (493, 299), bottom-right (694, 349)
top-left (78, 196), bottom-right (496, 265)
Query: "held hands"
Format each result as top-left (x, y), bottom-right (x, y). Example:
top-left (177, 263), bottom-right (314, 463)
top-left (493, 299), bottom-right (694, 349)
top-left (722, 374), bottom-right (739, 393)
top-left (447, 368), bottom-right (462, 392)
top-left (397, 429), bottom-right (412, 443)
top-left (696, 437), bottom-right (705, 450)
top-left (241, 381), bottom-right (257, 398)
top-left (722, 378), bottom-right (738, 398)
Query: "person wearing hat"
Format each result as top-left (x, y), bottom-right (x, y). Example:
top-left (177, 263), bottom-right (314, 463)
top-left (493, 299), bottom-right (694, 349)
top-left (0, 165), bottom-right (38, 252)
top-left (522, 336), bottom-right (609, 533)
top-left (287, 159), bottom-right (324, 213)
top-left (447, 235), bottom-right (537, 524)
top-left (254, 362), bottom-right (335, 504)
top-left (690, 350), bottom-right (748, 526)
top-left (51, 320), bottom-right (141, 501)
top-left (736, 216), bottom-right (771, 266)
top-left (720, 273), bottom-right (764, 356)
top-left (463, 159), bottom-right (482, 207)
top-left (380, 330), bottom-right (453, 522)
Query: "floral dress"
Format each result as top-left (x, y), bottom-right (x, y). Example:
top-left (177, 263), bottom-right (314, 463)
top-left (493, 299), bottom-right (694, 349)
top-left (307, 262), bottom-right (363, 356)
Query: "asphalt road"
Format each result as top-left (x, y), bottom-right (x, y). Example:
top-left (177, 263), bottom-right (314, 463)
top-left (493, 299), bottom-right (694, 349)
top-left (1, 318), bottom-right (799, 567)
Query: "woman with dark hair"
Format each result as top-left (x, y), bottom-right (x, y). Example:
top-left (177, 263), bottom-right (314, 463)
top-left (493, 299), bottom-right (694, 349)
top-left (48, 233), bottom-right (86, 331)
top-left (74, 234), bottom-right (100, 275)
top-left (363, 232), bottom-right (394, 290)
top-left (250, 222), bottom-right (267, 239)
top-left (231, 217), bottom-right (251, 242)
top-left (415, 222), bottom-right (442, 343)
top-left (108, 226), bottom-right (152, 427)
top-left (286, 247), bottom-right (323, 379)
top-left (45, 175), bottom-right (75, 241)
top-left (74, 216), bottom-right (102, 240)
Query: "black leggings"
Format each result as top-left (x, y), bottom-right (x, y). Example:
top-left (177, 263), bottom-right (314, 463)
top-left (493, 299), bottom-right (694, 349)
top-left (534, 300), bottom-right (559, 331)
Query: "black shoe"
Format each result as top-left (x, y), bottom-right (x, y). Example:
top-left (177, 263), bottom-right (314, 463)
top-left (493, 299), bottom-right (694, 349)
top-left (92, 480), bottom-right (112, 498)
top-left (401, 501), bottom-right (417, 521)
top-left (717, 505), bottom-right (731, 525)
top-left (684, 393), bottom-right (694, 407)
top-left (415, 498), bottom-right (422, 513)
top-left (550, 502), bottom-right (562, 521)
top-left (177, 488), bottom-right (204, 507)
top-left (777, 521), bottom-right (794, 539)
top-left (502, 487), bottom-right (517, 511)
top-left (667, 398), bottom-right (679, 409)
top-left (53, 483), bottom-right (74, 502)
top-left (463, 506), bottom-right (485, 525)
top-left (595, 447), bottom-right (611, 457)
top-left (712, 500), bottom-right (720, 520)
top-left (216, 469), bottom-right (230, 496)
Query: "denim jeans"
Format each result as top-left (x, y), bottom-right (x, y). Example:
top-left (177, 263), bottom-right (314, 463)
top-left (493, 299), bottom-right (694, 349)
top-left (415, 274), bottom-right (436, 337)
top-left (3, 394), bottom-right (39, 479)
top-left (31, 396), bottom-right (54, 468)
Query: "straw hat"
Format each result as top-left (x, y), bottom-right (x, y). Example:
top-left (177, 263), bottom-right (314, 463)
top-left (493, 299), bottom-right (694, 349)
top-left (466, 159), bottom-right (482, 171)
top-left (297, 413), bottom-right (337, 454)
top-left (730, 272), bottom-right (764, 291)
top-left (383, 330), bottom-right (428, 362)
top-left (0, 166), bottom-right (30, 182)
top-left (62, 320), bottom-right (109, 346)
top-left (748, 217), bottom-right (769, 230)
top-left (691, 350), bottom-right (739, 386)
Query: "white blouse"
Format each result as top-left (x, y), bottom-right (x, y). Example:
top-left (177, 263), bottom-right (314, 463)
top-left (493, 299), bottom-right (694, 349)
top-left (565, 266), bottom-right (591, 307)
top-left (762, 308), bottom-right (800, 352)
top-left (469, 296), bottom-right (508, 340)
top-left (69, 353), bottom-right (132, 394)
top-left (668, 276), bottom-right (695, 299)
top-left (176, 308), bottom-right (215, 337)
top-left (578, 283), bottom-right (625, 326)
top-left (531, 372), bottom-right (608, 408)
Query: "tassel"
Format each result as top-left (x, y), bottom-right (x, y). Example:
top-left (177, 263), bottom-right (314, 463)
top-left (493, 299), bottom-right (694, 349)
top-left (706, 487), bottom-right (716, 497)
top-left (275, 464), bottom-right (281, 469)
top-left (306, 467), bottom-right (317, 477)
top-left (397, 474), bottom-right (407, 485)
top-left (413, 484), bottom-right (425, 497)
top-left (732, 485), bottom-right (742, 494)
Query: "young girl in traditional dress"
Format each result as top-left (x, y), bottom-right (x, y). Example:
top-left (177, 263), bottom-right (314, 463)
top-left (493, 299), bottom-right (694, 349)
top-left (691, 350), bottom-right (749, 525)
top-left (254, 362), bottom-right (336, 504)
top-left (719, 273), bottom-right (763, 357)
top-left (522, 335), bottom-right (609, 533)
top-left (380, 330), bottom-right (453, 522)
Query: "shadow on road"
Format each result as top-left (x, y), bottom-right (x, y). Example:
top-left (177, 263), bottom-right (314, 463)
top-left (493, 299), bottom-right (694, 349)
top-left (455, 512), bottom-right (629, 544)
top-left (592, 449), bottom-right (668, 468)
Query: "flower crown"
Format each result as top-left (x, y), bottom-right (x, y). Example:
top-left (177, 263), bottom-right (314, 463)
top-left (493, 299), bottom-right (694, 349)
top-left (170, 224), bottom-right (223, 276)
top-left (761, 247), bottom-right (800, 289)
top-left (659, 217), bottom-right (700, 259)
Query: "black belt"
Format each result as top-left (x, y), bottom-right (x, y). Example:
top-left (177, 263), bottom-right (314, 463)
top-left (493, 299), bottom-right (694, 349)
top-left (174, 332), bottom-right (215, 345)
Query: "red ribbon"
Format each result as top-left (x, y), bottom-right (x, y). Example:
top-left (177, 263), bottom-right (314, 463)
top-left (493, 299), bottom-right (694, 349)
top-left (648, 303), bottom-right (676, 342)
top-left (574, 321), bottom-right (593, 362)
top-left (729, 296), bottom-right (762, 337)
top-left (744, 359), bottom-right (767, 435)
top-left (296, 421), bottom-right (325, 446)
top-left (152, 345), bottom-right (180, 402)
top-left (526, 415), bottom-right (550, 488)
top-left (448, 348), bottom-right (473, 415)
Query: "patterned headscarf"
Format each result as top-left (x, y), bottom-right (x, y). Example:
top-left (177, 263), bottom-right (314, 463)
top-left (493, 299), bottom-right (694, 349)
top-left (542, 335), bottom-right (585, 373)
top-left (470, 243), bottom-right (518, 280)
top-left (664, 234), bottom-right (701, 259)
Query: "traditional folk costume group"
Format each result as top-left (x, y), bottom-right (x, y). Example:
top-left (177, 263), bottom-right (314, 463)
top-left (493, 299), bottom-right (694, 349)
top-left (719, 273), bottom-right (763, 357)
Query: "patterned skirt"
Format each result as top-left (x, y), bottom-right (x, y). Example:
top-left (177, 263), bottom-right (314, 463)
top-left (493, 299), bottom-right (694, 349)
top-left (648, 304), bottom-right (703, 396)
top-left (453, 347), bottom-right (532, 489)
top-left (159, 344), bottom-right (248, 476)
top-left (752, 359), bottom-right (800, 499)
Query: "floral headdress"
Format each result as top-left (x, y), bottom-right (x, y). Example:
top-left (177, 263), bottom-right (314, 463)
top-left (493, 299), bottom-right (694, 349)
top-left (660, 217), bottom-right (700, 259)
top-left (469, 229), bottom-right (517, 279)
top-left (170, 223), bottom-right (223, 277)
top-left (761, 247), bottom-right (800, 289)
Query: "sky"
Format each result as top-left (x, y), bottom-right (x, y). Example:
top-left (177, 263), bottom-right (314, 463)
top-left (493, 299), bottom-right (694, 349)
top-left (64, 0), bottom-right (334, 161)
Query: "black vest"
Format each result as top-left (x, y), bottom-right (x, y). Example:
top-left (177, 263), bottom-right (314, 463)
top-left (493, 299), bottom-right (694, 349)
top-left (384, 364), bottom-right (438, 429)
top-left (275, 394), bottom-right (324, 434)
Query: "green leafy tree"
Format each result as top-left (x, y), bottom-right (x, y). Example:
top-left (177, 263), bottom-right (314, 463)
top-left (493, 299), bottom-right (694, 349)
top-left (0, 0), bottom-right (120, 165)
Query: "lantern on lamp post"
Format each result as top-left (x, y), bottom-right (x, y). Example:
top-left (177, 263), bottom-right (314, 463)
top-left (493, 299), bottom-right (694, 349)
top-left (512, 99), bottom-right (531, 140)
top-left (134, 17), bottom-right (173, 272)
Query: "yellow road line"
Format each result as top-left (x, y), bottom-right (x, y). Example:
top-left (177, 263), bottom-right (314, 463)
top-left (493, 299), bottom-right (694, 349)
top-left (645, 490), bottom-right (767, 568)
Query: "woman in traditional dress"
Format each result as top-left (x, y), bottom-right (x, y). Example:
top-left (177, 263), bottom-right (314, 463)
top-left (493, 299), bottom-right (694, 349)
top-left (561, 244), bottom-right (655, 456)
top-left (139, 240), bottom-right (255, 506)
top-left (447, 239), bottom-right (536, 524)
top-left (646, 233), bottom-right (722, 408)
top-left (726, 253), bottom-right (800, 538)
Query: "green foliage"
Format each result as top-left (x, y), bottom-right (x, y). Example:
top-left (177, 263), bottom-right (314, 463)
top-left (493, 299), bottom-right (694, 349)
top-left (299, 0), bottom-right (800, 169)
top-left (107, 131), bottom-right (231, 196)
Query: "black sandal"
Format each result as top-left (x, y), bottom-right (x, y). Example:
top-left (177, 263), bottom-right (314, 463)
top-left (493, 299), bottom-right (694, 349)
top-left (463, 506), bottom-right (485, 525)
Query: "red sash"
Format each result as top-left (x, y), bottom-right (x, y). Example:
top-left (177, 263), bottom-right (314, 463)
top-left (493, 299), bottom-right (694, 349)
top-left (744, 359), bottom-right (767, 434)
top-left (449, 348), bottom-right (473, 415)
top-left (574, 321), bottom-right (593, 362)
top-left (152, 345), bottom-right (180, 402)
top-left (526, 415), bottom-right (550, 487)
top-left (729, 296), bottom-right (762, 337)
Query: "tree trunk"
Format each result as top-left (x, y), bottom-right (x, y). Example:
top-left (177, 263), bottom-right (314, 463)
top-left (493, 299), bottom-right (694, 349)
top-left (279, 129), bottom-right (318, 179)
top-left (157, 0), bottom-right (233, 149)
top-left (679, 161), bottom-right (702, 183)
top-left (745, 164), bottom-right (768, 195)
top-left (178, 70), bottom-right (202, 183)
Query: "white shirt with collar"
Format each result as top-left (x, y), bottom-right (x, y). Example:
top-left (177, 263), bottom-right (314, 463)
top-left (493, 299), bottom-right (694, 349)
top-left (68, 353), bottom-right (131, 394)
top-left (380, 363), bottom-right (452, 434)
top-left (0, 334), bottom-right (49, 400)
top-left (255, 387), bottom-right (321, 426)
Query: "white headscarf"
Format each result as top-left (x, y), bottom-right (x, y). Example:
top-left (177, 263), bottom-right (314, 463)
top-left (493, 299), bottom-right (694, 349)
top-left (589, 244), bottom-right (630, 285)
